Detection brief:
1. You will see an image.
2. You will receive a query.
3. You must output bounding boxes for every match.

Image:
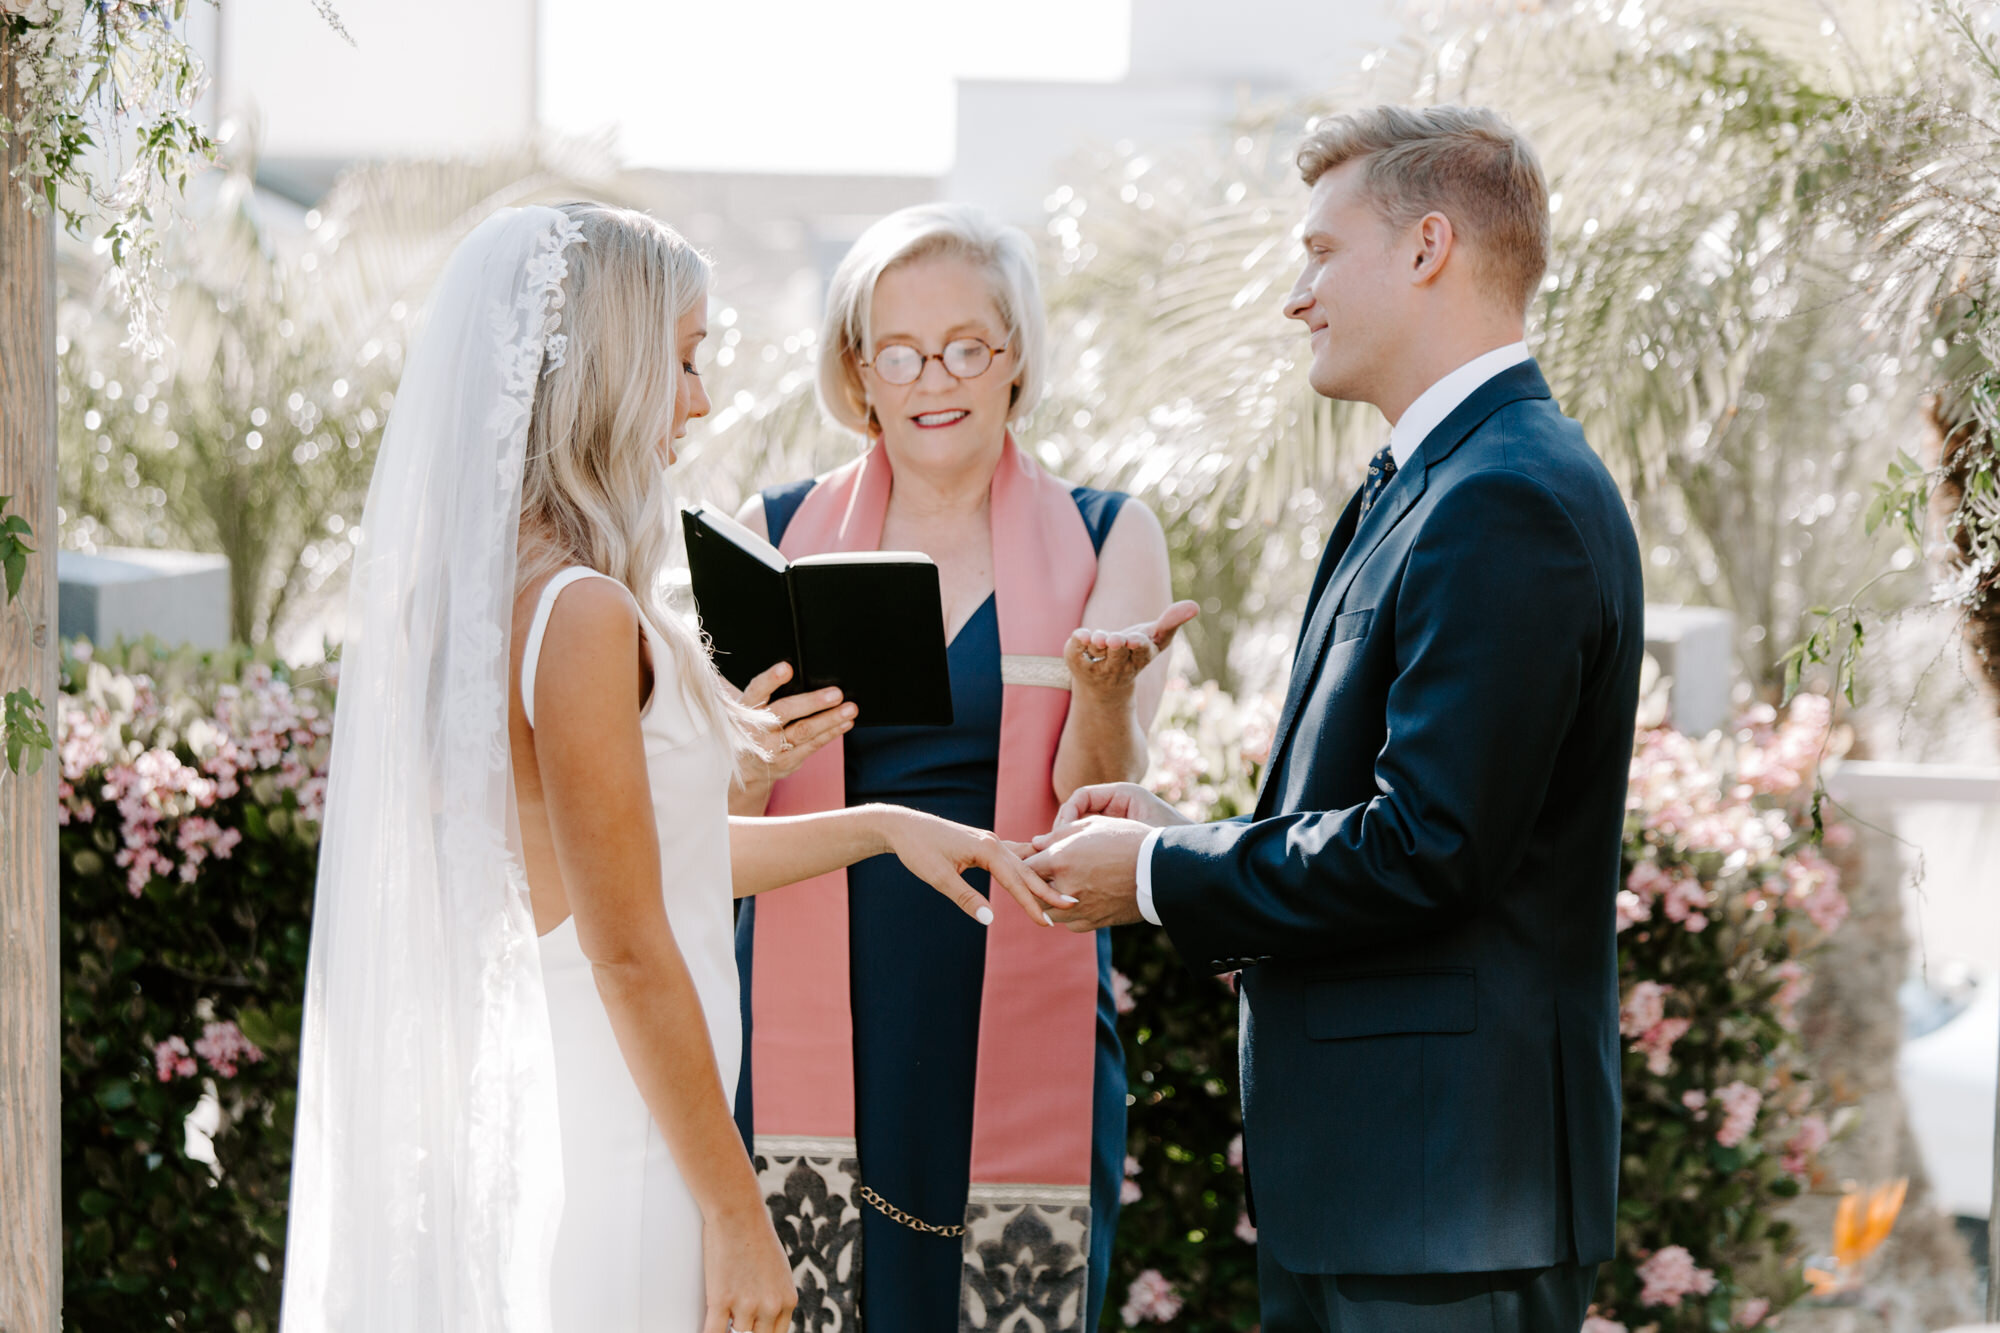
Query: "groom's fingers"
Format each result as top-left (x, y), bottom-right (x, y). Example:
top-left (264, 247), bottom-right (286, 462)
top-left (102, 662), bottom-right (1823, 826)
top-left (701, 1303), bottom-right (729, 1333)
top-left (980, 842), bottom-right (1074, 917)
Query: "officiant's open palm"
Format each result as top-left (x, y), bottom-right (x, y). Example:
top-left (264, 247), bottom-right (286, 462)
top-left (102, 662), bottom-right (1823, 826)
top-left (1065, 600), bottom-right (1200, 693)
top-left (730, 661), bottom-right (854, 814)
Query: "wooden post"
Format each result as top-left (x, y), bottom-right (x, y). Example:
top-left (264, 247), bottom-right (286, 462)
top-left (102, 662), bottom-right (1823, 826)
top-left (1990, 1018), bottom-right (1999, 1320)
top-left (0, 21), bottom-right (62, 1333)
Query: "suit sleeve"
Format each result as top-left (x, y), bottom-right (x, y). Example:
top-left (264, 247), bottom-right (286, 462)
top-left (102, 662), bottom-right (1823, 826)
top-left (1150, 468), bottom-right (1603, 974)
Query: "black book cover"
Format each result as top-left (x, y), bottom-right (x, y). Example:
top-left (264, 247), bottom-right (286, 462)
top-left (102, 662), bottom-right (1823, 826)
top-left (681, 505), bottom-right (954, 727)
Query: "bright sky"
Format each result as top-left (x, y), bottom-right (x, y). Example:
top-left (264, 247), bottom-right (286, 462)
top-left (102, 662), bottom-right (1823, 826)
top-left (538, 0), bottom-right (1132, 176)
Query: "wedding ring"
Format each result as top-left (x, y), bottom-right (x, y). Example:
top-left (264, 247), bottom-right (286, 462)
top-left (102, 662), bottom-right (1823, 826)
top-left (1083, 652), bottom-right (1105, 664)
top-left (778, 733), bottom-right (795, 752)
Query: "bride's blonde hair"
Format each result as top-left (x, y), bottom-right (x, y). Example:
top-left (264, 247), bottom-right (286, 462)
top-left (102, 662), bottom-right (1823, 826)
top-left (518, 202), bottom-right (766, 759)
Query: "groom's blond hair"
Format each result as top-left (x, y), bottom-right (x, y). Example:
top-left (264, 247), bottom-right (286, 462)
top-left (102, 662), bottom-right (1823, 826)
top-left (1297, 105), bottom-right (1549, 314)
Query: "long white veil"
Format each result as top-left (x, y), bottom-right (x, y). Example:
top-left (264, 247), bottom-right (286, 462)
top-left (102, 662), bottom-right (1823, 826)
top-left (281, 205), bottom-right (585, 1333)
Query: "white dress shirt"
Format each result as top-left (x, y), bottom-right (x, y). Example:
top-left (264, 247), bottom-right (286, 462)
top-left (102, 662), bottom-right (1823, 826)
top-left (1133, 341), bottom-right (1533, 926)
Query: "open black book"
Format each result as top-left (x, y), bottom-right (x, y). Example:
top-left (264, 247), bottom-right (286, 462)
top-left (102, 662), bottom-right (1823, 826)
top-left (681, 504), bottom-right (954, 727)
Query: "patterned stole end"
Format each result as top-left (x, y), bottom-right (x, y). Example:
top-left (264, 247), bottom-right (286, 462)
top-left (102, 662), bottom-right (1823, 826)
top-left (959, 1183), bottom-right (1092, 1333)
top-left (999, 654), bottom-right (1072, 691)
top-left (753, 1136), bottom-right (863, 1331)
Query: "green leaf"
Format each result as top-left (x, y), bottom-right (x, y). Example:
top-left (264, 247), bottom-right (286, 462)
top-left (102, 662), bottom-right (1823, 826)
top-left (94, 1080), bottom-right (134, 1111)
top-left (78, 1188), bottom-right (118, 1218)
top-left (3, 689), bottom-right (52, 775)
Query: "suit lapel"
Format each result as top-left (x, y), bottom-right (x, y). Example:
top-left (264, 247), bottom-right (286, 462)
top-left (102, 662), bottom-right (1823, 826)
top-left (1253, 362), bottom-right (1554, 814)
top-left (1255, 468), bottom-right (1426, 814)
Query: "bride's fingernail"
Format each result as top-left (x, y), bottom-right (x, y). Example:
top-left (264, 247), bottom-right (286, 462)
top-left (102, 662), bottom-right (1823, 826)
top-left (1059, 895), bottom-right (1079, 906)
top-left (1042, 911), bottom-right (1054, 926)
top-left (976, 906), bottom-right (995, 925)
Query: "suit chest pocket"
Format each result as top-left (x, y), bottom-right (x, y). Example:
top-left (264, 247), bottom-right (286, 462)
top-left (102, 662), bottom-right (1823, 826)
top-left (1331, 607), bottom-right (1373, 645)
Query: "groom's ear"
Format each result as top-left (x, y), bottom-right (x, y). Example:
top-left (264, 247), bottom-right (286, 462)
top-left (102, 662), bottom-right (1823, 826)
top-left (1409, 212), bottom-right (1456, 287)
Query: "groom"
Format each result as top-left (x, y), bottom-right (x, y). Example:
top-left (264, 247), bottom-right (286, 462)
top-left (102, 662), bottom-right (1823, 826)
top-left (1029, 105), bottom-right (1643, 1332)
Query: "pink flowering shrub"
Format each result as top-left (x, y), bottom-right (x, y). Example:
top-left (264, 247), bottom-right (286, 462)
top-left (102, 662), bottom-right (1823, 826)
top-left (60, 641), bottom-right (331, 1331)
top-left (1592, 692), bottom-right (1846, 1331)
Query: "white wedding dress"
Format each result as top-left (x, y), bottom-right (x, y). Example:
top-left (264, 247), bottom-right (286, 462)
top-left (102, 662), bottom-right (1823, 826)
top-left (523, 567), bottom-right (743, 1332)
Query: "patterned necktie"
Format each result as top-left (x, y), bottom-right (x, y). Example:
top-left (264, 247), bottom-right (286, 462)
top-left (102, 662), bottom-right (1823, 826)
top-left (1358, 443), bottom-right (1399, 521)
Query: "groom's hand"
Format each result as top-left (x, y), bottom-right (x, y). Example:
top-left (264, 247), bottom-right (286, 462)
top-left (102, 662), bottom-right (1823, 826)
top-left (1026, 816), bottom-right (1152, 932)
top-left (1041, 781), bottom-right (1190, 841)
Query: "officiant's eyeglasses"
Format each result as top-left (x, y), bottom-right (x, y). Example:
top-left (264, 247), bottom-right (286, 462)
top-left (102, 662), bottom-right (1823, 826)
top-left (861, 337), bottom-right (1008, 386)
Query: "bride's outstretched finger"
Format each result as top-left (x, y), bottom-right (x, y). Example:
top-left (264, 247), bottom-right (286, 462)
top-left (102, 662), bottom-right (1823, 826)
top-left (976, 839), bottom-right (1077, 925)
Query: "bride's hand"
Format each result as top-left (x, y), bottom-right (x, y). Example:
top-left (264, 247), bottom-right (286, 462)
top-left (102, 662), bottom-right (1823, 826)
top-left (876, 806), bottom-right (1077, 927)
top-left (730, 661), bottom-right (855, 816)
top-left (1064, 600), bottom-right (1200, 697)
top-left (700, 1198), bottom-right (796, 1333)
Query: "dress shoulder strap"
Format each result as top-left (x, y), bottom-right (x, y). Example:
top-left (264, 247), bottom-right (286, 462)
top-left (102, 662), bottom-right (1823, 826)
top-left (521, 567), bottom-right (626, 730)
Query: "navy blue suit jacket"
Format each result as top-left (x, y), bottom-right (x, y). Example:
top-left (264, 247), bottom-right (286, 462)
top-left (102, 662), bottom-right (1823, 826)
top-left (1151, 361), bottom-right (1643, 1277)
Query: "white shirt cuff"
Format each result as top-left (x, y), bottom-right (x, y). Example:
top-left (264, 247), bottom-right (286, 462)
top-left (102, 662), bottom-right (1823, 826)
top-left (1135, 828), bottom-right (1164, 926)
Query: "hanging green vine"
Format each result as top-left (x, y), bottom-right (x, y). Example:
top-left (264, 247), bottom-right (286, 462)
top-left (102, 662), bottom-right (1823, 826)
top-left (0, 493), bottom-right (50, 772)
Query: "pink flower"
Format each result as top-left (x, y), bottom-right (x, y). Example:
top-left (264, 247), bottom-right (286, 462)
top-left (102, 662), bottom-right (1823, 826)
top-left (1227, 1133), bottom-right (1244, 1171)
top-left (1734, 1296), bottom-right (1770, 1327)
top-left (1626, 860), bottom-right (1674, 901)
top-left (1235, 1210), bottom-right (1258, 1244)
top-left (192, 1020), bottom-right (264, 1078)
top-left (1712, 1080), bottom-right (1762, 1148)
top-left (1148, 729), bottom-right (1205, 805)
top-left (175, 816), bottom-right (243, 882)
top-left (1659, 876), bottom-right (1710, 933)
top-left (1615, 891), bottom-right (1649, 932)
top-left (1783, 1114), bottom-right (1829, 1177)
top-left (1121, 1270), bottom-right (1183, 1325)
top-left (1239, 694), bottom-right (1280, 769)
top-left (1581, 1317), bottom-right (1628, 1333)
top-left (1633, 1018), bottom-right (1692, 1075)
top-left (1636, 1244), bottom-right (1717, 1308)
top-left (1121, 1154), bottom-right (1143, 1204)
top-left (1682, 1090), bottom-right (1708, 1114)
top-left (1619, 982), bottom-right (1671, 1037)
top-left (153, 1035), bottom-right (196, 1082)
top-left (1803, 879), bottom-right (1848, 935)
top-left (1111, 968), bottom-right (1136, 1016)
top-left (1771, 961), bottom-right (1810, 1027)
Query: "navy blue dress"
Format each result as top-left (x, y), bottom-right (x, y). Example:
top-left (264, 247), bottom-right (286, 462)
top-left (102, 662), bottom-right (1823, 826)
top-left (735, 481), bottom-right (1128, 1332)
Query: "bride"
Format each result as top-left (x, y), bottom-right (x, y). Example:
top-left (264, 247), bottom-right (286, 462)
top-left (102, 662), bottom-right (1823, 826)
top-left (279, 203), bottom-right (1066, 1333)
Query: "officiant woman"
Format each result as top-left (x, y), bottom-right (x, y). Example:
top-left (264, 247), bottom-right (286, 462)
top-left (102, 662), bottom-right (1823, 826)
top-left (730, 202), bottom-right (1192, 1330)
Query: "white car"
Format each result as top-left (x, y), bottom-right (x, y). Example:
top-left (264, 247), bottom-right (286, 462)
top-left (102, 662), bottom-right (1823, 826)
top-left (1901, 961), bottom-right (1997, 1218)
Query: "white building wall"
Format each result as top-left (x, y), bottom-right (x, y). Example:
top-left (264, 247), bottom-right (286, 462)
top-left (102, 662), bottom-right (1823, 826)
top-left (213, 0), bottom-right (537, 161)
top-left (1127, 0), bottom-right (1398, 85)
top-left (947, 0), bottom-right (1398, 222)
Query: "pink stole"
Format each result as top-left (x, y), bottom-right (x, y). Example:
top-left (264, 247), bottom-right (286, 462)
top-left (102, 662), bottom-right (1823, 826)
top-left (748, 435), bottom-right (1101, 1330)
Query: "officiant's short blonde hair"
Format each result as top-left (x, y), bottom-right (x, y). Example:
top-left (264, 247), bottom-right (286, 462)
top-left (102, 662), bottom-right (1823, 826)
top-left (1297, 105), bottom-right (1550, 315)
top-left (819, 203), bottom-right (1047, 435)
